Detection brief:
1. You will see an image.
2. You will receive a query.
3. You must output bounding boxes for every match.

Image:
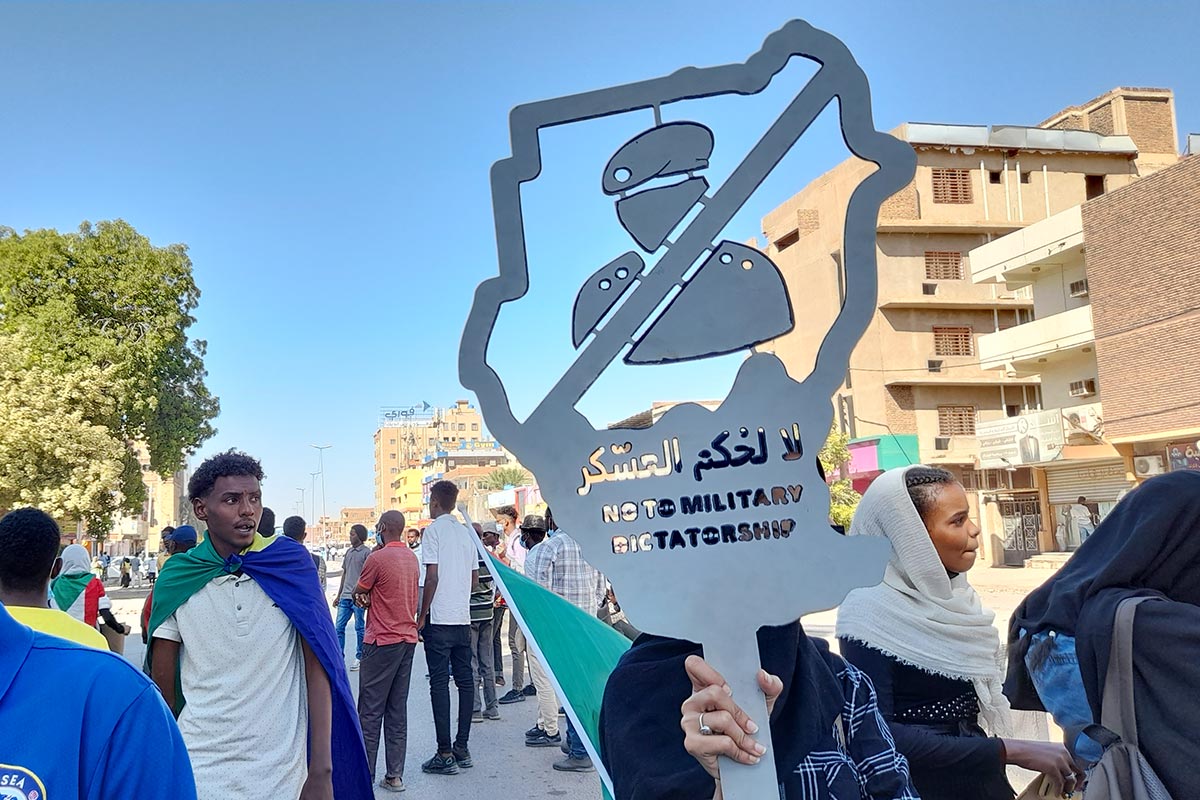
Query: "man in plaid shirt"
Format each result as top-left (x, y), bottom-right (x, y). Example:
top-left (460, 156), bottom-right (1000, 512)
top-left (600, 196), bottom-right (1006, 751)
top-left (522, 508), bottom-right (607, 773)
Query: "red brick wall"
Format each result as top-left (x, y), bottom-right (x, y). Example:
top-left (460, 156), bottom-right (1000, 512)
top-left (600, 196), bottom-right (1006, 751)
top-left (1082, 156), bottom-right (1200, 439)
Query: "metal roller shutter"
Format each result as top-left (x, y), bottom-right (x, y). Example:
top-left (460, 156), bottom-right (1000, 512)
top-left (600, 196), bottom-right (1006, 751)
top-left (1045, 461), bottom-right (1132, 504)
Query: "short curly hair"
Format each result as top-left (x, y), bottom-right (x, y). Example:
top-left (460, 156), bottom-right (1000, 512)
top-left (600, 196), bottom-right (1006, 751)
top-left (188, 449), bottom-right (265, 500)
top-left (904, 466), bottom-right (957, 521)
top-left (0, 508), bottom-right (61, 593)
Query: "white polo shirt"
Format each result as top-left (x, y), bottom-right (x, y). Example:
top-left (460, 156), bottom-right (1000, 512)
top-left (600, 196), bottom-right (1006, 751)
top-left (154, 573), bottom-right (308, 800)
top-left (421, 515), bottom-right (478, 626)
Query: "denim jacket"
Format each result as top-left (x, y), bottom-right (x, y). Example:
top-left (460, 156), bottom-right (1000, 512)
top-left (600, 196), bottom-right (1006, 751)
top-left (1025, 631), bottom-right (1103, 762)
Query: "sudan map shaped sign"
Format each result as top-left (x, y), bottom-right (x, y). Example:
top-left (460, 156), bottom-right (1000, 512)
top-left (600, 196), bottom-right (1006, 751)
top-left (460, 20), bottom-right (915, 798)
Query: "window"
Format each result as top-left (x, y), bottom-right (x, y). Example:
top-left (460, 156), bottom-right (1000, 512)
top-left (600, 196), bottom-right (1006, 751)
top-left (1069, 279), bottom-right (1089, 298)
top-left (938, 405), bottom-right (977, 436)
top-left (471, 423), bottom-right (479, 431)
top-left (1085, 174), bottom-right (1105, 200)
top-left (1006, 405), bottom-right (1021, 418)
top-left (927, 359), bottom-right (943, 373)
top-left (931, 168), bottom-right (972, 203)
top-left (988, 170), bottom-right (1002, 184)
top-left (924, 251), bottom-right (964, 280)
top-left (390, 467), bottom-right (398, 474)
top-left (922, 282), bottom-right (938, 295)
top-left (1020, 171), bottom-right (1033, 184)
top-left (774, 229), bottom-right (800, 252)
top-left (933, 326), bottom-right (974, 356)
top-left (458, 423), bottom-right (466, 431)
top-left (389, 453), bottom-right (396, 459)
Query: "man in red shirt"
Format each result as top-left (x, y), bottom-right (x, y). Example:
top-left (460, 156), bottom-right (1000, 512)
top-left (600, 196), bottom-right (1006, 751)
top-left (355, 510), bottom-right (421, 793)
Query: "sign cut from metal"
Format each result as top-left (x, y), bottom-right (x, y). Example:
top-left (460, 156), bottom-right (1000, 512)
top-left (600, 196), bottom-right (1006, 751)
top-left (460, 19), bottom-right (915, 798)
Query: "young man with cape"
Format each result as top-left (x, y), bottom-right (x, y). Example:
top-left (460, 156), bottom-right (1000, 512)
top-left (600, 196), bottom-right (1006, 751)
top-left (146, 450), bottom-right (372, 799)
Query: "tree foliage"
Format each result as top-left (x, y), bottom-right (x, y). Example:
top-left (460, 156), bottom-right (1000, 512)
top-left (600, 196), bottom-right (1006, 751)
top-left (480, 465), bottom-right (531, 491)
top-left (0, 221), bottom-right (218, 529)
top-left (819, 425), bottom-right (861, 529)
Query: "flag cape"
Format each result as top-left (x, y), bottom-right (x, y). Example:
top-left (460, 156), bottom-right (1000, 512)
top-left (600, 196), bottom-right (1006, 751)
top-left (146, 532), bottom-right (371, 799)
top-left (485, 553), bottom-right (631, 799)
top-left (50, 571), bottom-right (92, 613)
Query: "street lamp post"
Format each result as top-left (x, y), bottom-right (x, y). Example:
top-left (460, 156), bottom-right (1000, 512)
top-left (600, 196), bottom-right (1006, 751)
top-left (296, 487), bottom-right (306, 517)
top-left (310, 472), bottom-right (320, 535)
top-left (311, 444), bottom-right (332, 546)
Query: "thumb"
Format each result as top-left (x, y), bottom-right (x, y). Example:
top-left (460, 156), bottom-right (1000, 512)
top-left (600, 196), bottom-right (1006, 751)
top-left (758, 669), bottom-right (784, 716)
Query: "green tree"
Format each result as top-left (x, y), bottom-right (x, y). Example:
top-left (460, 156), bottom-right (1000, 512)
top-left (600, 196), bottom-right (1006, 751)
top-left (480, 465), bottom-right (531, 490)
top-left (0, 221), bottom-right (218, 526)
top-left (819, 425), bottom-right (861, 529)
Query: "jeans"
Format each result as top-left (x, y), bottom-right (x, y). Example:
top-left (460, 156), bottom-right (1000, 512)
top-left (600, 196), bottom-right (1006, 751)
top-left (508, 613), bottom-right (527, 687)
top-left (334, 598), bottom-right (366, 660)
top-left (423, 623), bottom-right (474, 753)
top-left (564, 718), bottom-right (588, 761)
top-left (471, 618), bottom-right (497, 713)
top-left (357, 641), bottom-right (415, 780)
top-left (491, 606), bottom-right (506, 682)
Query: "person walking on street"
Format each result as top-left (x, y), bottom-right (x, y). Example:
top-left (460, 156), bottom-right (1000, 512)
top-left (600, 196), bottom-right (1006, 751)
top-left (284, 515), bottom-right (327, 592)
top-left (141, 526), bottom-right (198, 644)
top-left (147, 450), bottom-right (371, 799)
top-left (496, 505), bottom-right (534, 704)
top-left (512, 514), bottom-right (563, 750)
top-left (469, 522), bottom-right (501, 723)
top-left (524, 508), bottom-right (606, 772)
top-left (52, 544), bottom-right (128, 644)
top-left (355, 510), bottom-right (421, 793)
top-left (334, 524), bottom-right (371, 671)
top-left (0, 508), bottom-right (108, 649)
top-left (418, 480), bottom-right (480, 776)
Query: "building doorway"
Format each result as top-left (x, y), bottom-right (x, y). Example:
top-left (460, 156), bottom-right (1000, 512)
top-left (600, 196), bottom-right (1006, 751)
top-left (999, 493), bottom-right (1042, 566)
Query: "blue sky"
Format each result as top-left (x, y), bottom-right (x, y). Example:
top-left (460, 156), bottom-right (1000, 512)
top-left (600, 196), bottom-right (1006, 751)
top-left (1, 1), bottom-right (1195, 517)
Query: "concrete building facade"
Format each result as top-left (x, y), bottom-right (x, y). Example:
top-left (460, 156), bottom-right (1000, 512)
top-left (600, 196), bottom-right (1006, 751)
top-left (373, 399), bottom-right (491, 515)
top-left (759, 87), bottom-right (1179, 566)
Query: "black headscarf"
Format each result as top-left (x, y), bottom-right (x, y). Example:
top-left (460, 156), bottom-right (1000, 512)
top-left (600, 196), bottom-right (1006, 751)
top-left (599, 622), bottom-right (845, 800)
top-left (1004, 470), bottom-right (1200, 710)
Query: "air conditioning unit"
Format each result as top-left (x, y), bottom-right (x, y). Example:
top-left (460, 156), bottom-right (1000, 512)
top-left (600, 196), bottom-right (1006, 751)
top-left (1069, 279), bottom-right (1089, 298)
top-left (1068, 379), bottom-right (1097, 398)
top-left (934, 437), bottom-right (951, 451)
top-left (1133, 455), bottom-right (1165, 477)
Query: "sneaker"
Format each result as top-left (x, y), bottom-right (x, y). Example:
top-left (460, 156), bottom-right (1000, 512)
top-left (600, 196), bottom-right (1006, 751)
top-left (471, 711), bottom-right (485, 723)
top-left (526, 730), bottom-right (562, 748)
top-left (483, 708), bottom-right (501, 721)
top-left (379, 776), bottom-right (406, 792)
top-left (499, 689), bottom-right (525, 704)
top-left (553, 756), bottom-right (595, 773)
top-left (350, 658), bottom-right (360, 671)
top-left (421, 753), bottom-right (459, 775)
top-left (525, 724), bottom-right (544, 739)
top-left (495, 675), bottom-right (506, 687)
top-left (452, 747), bottom-right (473, 769)
top-left (522, 683), bottom-right (537, 697)
top-left (560, 738), bottom-right (570, 755)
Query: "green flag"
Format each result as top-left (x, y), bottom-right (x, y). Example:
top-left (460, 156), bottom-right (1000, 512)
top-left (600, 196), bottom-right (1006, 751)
top-left (486, 554), bottom-right (630, 798)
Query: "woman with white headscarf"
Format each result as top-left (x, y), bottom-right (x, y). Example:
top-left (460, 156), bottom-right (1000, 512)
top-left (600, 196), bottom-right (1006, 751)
top-left (836, 466), bottom-right (1080, 799)
top-left (52, 544), bottom-right (125, 638)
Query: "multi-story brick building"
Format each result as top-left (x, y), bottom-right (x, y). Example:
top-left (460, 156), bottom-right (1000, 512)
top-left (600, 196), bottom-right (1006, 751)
top-left (969, 109), bottom-right (1192, 561)
top-left (759, 86), bottom-right (1179, 565)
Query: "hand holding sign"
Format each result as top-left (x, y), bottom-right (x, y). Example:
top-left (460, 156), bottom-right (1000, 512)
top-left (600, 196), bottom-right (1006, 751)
top-left (460, 20), bottom-right (915, 799)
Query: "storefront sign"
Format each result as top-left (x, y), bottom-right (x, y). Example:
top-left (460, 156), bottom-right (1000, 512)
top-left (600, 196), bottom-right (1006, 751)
top-left (978, 409), bottom-right (1066, 468)
top-left (1166, 440), bottom-right (1200, 472)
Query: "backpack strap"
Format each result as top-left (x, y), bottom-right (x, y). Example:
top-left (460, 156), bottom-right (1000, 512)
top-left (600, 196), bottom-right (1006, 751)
top-left (1100, 596), bottom-right (1160, 748)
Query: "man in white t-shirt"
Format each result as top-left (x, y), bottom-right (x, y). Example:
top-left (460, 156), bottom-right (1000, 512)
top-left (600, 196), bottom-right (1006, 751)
top-left (418, 480), bottom-right (479, 776)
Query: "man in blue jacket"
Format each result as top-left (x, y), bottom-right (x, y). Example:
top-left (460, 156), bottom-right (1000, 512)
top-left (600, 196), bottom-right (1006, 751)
top-left (0, 600), bottom-right (196, 799)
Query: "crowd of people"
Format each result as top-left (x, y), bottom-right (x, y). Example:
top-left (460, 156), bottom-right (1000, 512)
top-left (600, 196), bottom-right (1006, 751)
top-left (1, 450), bottom-right (1196, 799)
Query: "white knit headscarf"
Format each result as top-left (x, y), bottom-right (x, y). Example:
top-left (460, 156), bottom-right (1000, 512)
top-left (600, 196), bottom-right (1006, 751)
top-left (835, 466), bottom-right (1014, 737)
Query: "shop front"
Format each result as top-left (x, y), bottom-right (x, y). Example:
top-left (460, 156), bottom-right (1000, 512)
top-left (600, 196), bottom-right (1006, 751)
top-left (1044, 458), bottom-right (1132, 550)
top-left (845, 434), bottom-right (919, 493)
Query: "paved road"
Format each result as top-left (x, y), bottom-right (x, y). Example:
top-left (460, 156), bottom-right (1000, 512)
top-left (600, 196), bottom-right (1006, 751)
top-left (108, 570), bottom-right (602, 799)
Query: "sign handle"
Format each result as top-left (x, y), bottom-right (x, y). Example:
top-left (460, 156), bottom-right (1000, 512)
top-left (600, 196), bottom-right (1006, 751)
top-left (703, 633), bottom-right (781, 800)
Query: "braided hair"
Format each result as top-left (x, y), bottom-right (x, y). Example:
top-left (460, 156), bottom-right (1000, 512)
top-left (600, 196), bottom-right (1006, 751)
top-left (904, 466), bottom-right (957, 521)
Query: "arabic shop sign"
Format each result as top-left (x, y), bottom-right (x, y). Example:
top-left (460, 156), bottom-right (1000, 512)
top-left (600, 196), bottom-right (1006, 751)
top-left (1166, 440), bottom-right (1200, 472)
top-left (459, 21), bottom-right (914, 799)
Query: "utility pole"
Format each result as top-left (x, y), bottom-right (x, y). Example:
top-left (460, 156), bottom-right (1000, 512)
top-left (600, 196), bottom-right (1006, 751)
top-left (310, 472), bottom-right (320, 533)
top-left (297, 487), bottom-right (306, 517)
top-left (311, 444), bottom-right (332, 546)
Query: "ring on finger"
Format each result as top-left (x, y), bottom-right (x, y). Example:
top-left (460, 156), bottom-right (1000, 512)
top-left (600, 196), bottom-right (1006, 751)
top-left (698, 712), bottom-right (713, 736)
